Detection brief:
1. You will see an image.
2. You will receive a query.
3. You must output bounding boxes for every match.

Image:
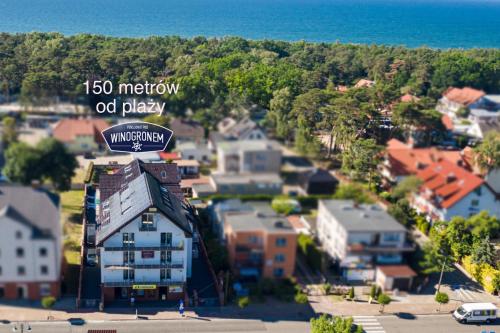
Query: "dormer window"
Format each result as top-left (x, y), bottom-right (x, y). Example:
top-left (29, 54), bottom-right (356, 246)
top-left (160, 171), bottom-right (167, 178)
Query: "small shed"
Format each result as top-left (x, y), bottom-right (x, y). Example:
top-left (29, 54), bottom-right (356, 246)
top-left (298, 168), bottom-right (338, 195)
top-left (376, 265), bottom-right (417, 291)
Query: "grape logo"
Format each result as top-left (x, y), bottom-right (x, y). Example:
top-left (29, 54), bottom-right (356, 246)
top-left (101, 122), bottom-right (173, 153)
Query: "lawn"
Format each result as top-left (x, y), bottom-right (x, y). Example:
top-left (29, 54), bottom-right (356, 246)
top-left (60, 190), bottom-right (84, 294)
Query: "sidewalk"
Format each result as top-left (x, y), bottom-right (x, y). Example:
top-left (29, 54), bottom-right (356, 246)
top-left (308, 295), bottom-right (500, 317)
top-left (0, 304), bottom-right (196, 322)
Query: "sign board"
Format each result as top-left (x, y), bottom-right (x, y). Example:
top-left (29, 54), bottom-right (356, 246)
top-left (132, 284), bottom-right (156, 290)
top-left (141, 250), bottom-right (155, 259)
top-left (101, 121), bottom-right (173, 153)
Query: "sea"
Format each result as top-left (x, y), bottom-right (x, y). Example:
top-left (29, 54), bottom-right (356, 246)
top-left (0, 0), bottom-right (499, 49)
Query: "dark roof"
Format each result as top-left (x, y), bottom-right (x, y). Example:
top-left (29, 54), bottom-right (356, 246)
top-left (144, 172), bottom-right (193, 235)
top-left (298, 168), bottom-right (338, 187)
top-left (0, 185), bottom-right (60, 239)
top-left (96, 171), bottom-right (192, 245)
top-left (99, 159), bottom-right (182, 201)
top-left (170, 118), bottom-right (204, 139)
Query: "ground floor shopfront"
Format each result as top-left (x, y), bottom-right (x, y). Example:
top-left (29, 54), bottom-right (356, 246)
top-left (102, 283), bottom-right (185, 303)
top-left (0, 281), bottom-right (60, 300)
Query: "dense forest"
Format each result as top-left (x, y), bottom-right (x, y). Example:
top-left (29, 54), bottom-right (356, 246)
top-left (0, 32), bottom-right (498, 156)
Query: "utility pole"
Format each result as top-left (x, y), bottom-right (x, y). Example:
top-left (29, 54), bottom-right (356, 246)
top-left (435, 256), bottom-right (447, 295)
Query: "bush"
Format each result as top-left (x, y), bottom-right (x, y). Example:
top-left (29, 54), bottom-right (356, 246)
top-left (377, 294), bottom-right (391, 313)
top-left (41, 296), bottom-right (56, 309)
top-left (348, 287), bottom-right (355, 301)
top-left (323, 283), bottom-right (332, 295)
top-left (238, 296), bottom-right (250, 308)
top-left (297, 234), bottom-right (323, 271)
top-left (370, 285), bottom-right (377, 299)
top-left (294, 292), bottom-right (308, 304)
top-left (435, 292), bottom-right (449, 311)
top-left (435, 292), bottom-right (449, 305)
top-left (271, 197), bottom-right (299, 215)
top-left (311, 315), bottom-right (363, 333)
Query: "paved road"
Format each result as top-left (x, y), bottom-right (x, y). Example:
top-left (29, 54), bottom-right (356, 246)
top-left (0, 318), bottom-right (309, 333)
top-left (379, 314), bottom-right (498, 333)
top-left (1, 315), bottom-right (499, 333)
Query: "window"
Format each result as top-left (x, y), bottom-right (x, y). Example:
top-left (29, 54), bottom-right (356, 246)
top-left (160, 250), bottom-right (172, 263)
top-left (17, 266), bottom-right (25, 276)
top-left (39, 284), bottom-right (51, 296)
top-left (248, 236), bottom-right (259, 244)
top-left (275, 238), bottom-right (287, 247)
top-left (471, 199), bottom-right (479, 207)
top-left (274, 254), bottom-right (285, 263)
top-left (15, 231), bottom-right (22, 239)
top-left (123, 251), bottom-right (135, 264)
top-left (123, 233), bottom-right (135, 246)
top-left (160, 268), bottom-right (171, 280)
top-left (16, 248), bottom-right (24, 258)
top-left (382, 233), bottom-right (401, 242)
top-left (161, 232), bottom-right (172, 246)
top-left (474, 187), bottom-right (482, 196)
top-left (123, 269), bottom-right (135, 280)
top-left (273, 268), bottom-right (284, 277)
top-left (39, 247), bottom-right (48, 257)
top-left (141, 213), bottom-right (155, 230)
top-left (160, 171), bottom-right (167, 178)
top-left (40, 266), bottom-right (48, 275)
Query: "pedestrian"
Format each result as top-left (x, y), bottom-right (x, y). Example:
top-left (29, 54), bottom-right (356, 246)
top-left (179, 299), bottom-right (185, 317)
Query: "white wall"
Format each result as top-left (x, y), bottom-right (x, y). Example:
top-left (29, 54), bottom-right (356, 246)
top-left (100, 211), bottom-right (191, 284)
top-left (0, 216), bottom-right (59, 283)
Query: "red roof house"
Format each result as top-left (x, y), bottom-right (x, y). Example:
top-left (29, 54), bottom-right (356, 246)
top-left (411, 159), bottom-right (497, 221)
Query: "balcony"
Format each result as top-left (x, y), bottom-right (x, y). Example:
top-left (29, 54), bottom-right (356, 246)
top-left (103, 243), bottom-right (184, 251)
top-left (104, 261), bottom-right (183, 269)
top-left (102, 280), bottom-right (185, 287)
top-left (347, 242), bottom-right (415, 253)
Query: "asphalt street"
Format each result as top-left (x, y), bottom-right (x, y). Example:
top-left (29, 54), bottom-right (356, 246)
top-left (1, 315), bottom-right (499, 333)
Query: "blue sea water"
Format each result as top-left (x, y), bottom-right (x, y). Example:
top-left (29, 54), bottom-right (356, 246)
top-left (0, 0), bottom-right (499, 48)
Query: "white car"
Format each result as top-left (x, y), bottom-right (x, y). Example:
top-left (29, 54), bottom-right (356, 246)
top-left (453, 303), bottom-right (497, 324)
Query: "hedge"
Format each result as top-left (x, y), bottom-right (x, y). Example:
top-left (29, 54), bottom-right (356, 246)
top-left (462, 256), bottom-right (500, 294)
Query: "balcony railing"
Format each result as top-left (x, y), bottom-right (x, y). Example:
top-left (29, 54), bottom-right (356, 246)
top-left (347, 243), bottom-right (415, 253)
top-left (102, 280), bottom-right (185, 287)
top-left (103, 244), bottom-right (184, 251)
top-left (104, 262), bottom-right (183, 269)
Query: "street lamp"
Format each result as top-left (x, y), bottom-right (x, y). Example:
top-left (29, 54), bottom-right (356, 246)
top-left (12, 322), bottom-right (31, 333)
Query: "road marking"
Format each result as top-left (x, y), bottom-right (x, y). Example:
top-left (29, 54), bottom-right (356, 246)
top-left (352, 316), bottom-right (386, 333)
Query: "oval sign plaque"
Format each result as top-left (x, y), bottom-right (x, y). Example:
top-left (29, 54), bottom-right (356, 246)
top-left (101, 122), bottom-right (173, 153)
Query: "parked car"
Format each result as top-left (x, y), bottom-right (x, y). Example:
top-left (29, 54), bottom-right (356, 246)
top-left (86, 248), bottom-right (97, 266)
top-left (453, 303), bottom-right (497, 324)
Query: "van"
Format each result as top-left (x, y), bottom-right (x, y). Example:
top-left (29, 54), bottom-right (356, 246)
top-left (453, 303), bottom-right (497, 324)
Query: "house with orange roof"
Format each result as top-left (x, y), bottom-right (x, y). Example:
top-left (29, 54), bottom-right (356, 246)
top-left (436, 87), bottom-right (500, 138)
top-left (411, 160), bottom-right (498, 221)
top-left (379, 138), bottom-right (467, 184)
top-left (51, 118), bottom-right (109, 154)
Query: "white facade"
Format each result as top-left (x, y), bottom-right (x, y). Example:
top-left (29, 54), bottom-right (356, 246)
top-left (317, 200), bottom-right (408, 281)
top-left (412, 184), bottom-right (499, 221)
top-left (0, 216), bottom-right (60, 285)
top-left (100, 210), bottom-right (192, 286)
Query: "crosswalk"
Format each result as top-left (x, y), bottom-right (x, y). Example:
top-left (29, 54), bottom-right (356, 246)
top-left (352, 316), bottom-right (386, 333)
